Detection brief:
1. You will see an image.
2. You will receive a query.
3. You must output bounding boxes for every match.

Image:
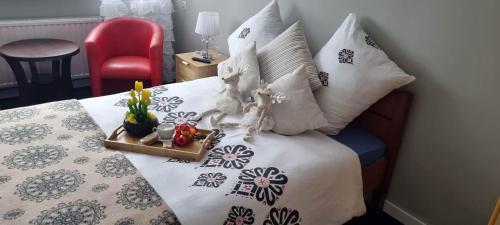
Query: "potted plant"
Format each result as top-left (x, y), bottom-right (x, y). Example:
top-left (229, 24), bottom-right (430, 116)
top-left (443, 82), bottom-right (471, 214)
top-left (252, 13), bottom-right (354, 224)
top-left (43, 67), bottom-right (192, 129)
top-left (123, 81), bottom-right (159, 137)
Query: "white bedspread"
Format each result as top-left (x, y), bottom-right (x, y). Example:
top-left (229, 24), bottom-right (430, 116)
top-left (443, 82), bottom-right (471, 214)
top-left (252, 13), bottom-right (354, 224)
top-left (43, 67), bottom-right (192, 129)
top-left (80, 77), bottom-right (365, 225)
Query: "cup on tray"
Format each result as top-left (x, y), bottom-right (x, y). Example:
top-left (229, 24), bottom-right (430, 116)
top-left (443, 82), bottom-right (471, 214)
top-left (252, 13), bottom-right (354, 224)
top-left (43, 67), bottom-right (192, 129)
top-left (152, 123), bottom-right (175, 140)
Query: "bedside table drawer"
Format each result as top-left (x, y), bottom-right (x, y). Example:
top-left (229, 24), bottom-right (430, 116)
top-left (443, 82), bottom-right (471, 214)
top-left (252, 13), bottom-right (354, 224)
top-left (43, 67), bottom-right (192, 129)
top-left (176, 59), bottom-right (199, 81)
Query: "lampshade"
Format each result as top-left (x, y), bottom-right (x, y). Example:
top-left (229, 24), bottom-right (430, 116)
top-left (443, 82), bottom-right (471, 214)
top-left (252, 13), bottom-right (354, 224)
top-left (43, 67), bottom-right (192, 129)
top-left (195, 11), bottom-right (220, 36)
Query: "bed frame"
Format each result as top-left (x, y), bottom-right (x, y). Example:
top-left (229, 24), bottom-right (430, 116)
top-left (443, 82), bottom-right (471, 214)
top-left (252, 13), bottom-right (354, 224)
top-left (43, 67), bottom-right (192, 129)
top-left (357, 90), bottom-right (413, 209)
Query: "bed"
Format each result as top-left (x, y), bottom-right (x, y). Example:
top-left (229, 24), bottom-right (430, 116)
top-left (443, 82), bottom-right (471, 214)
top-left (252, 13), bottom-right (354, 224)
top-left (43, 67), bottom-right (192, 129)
top-left (350, 90), bottom-right (413, 208)
top-left (0, 77), bottom-right (412, 225)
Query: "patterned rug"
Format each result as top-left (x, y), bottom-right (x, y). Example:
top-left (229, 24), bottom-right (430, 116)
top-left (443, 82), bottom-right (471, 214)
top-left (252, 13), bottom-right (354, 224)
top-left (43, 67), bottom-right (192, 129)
top-left (0, 100), bottom-right (180, 225)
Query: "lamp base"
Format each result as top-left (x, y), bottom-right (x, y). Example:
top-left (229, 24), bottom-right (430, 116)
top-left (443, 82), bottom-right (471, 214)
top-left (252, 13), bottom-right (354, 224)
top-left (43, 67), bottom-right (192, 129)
top-left (201, 52), bottom-right (213, 60)
top-left (196, 50), bottom-right (218, 61)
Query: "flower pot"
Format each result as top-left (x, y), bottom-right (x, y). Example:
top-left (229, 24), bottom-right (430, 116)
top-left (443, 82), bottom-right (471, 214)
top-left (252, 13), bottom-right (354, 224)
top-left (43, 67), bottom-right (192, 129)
top-left (123, 119), bottom-right (159, 138)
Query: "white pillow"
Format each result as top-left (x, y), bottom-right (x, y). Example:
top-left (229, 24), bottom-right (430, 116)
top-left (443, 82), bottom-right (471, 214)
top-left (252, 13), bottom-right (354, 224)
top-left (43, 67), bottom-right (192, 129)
top-left (314, 13), bottom-right (416, 134)
top-left (227, 0), bottom-right (284, 56)
top-left (217, 42), bottom-right (260, 100)
top-left (258, 21), bottom-right (323, 90)
top-left (270, 65), bottom-right (328, 135)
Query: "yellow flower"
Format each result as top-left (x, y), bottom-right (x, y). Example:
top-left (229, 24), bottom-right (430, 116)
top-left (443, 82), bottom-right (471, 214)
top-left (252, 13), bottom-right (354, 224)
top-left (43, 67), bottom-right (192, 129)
top-left (134, 81), bottom-right (143, 92)
top-left (130, 89), bottom-right (137, 102)
top-left (126, 113), bottom-right (137, 124)
top-left (127, 98), bottom-right (136, 106)
top-left (148, 112), bottom-right (157, 121)
top-left (141, 89), bottom-right (151, 103)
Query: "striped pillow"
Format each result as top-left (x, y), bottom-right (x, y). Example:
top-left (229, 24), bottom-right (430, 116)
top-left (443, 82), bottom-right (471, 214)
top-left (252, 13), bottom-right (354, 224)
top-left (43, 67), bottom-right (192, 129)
top-left (257, 21), bottom-right (322, 90)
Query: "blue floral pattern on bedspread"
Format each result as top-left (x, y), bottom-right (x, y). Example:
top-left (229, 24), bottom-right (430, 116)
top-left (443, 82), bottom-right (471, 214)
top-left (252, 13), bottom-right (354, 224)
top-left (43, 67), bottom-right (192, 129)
top-left (0, 100), bottom-right (179, 224)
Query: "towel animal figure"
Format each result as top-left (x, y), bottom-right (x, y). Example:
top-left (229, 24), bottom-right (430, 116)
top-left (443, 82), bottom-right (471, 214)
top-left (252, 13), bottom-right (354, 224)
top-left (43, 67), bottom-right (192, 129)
top-left (220, 80), bottom-right (286, 141)
top-left (192, 64), bottom-right (247, 126)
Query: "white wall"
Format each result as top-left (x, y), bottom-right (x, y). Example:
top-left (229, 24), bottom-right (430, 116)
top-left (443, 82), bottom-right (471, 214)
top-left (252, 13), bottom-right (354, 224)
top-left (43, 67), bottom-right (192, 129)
top-left (0, 0), bottom-right (100, 19)
top-left (172, 1), bottom-right (500, 225)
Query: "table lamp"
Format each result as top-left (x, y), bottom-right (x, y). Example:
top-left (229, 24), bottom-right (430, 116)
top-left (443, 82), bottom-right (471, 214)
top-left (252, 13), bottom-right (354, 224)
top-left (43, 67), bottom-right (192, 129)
top-left (195, 11), bottom-right (220, 60)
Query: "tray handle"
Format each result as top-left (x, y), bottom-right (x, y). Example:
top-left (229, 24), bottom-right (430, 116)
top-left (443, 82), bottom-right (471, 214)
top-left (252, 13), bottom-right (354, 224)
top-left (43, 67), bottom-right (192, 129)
top-left (201, 132), bottom-right (215, 149)
top-left (116, 125), bottom-right (125, 135)
top-left (108, 125), bottom-right (125, 140)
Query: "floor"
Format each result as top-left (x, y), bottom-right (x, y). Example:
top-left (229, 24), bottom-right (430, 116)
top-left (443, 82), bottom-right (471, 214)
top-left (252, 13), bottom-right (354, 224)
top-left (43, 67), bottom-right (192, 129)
top-left (0, 86), bottom-right (403, 225)
top-left (345, 203), bottom-right (403, 225)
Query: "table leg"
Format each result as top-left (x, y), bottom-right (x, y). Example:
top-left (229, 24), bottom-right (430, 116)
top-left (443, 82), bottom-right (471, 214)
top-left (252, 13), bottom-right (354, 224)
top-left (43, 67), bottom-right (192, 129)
top-left (28, 62), bottom-right (39, 83)
top-left (61, 57), bottom-right (74, 98)
top-left (28, 61), bottom-right (41, 103)
top-left (52, 59), bottom-right (63, 99)
top-left (5, 58), bottom-right (32, 106)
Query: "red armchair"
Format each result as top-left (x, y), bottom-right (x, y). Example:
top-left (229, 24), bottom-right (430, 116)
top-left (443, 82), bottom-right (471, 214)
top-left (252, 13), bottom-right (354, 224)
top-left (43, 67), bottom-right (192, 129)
top-left (85, 17), bottom-right (164, 96)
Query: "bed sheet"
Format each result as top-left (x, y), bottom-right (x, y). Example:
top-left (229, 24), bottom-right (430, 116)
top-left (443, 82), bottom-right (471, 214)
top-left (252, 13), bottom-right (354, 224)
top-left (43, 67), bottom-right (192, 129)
top-left (330, 121), bottom-right (386, 166)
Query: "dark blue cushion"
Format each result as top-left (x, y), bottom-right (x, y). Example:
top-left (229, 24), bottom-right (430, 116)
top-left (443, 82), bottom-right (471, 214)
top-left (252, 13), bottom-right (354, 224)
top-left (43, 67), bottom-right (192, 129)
top-left (328, 122), bottom-right (385, 167)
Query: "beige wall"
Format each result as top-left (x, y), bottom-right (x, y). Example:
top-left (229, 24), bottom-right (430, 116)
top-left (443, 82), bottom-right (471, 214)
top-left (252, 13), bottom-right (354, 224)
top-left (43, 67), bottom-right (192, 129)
top-left (172, 0), bottom-right (500, 225)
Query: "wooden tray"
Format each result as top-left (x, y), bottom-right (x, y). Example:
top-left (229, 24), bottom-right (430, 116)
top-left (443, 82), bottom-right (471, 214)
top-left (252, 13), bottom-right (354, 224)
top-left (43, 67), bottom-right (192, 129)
top-left (105, 125), bottom-right (215, 161)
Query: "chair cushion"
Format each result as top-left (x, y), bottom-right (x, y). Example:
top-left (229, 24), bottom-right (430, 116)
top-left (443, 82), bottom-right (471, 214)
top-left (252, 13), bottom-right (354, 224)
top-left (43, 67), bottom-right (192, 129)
top-left (101, 56), bottom-right (151, 79)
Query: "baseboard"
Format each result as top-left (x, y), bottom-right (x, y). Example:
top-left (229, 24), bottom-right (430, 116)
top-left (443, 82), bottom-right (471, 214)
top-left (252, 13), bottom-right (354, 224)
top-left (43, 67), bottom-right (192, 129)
top-left (384, 200), bottom-right (428, 225)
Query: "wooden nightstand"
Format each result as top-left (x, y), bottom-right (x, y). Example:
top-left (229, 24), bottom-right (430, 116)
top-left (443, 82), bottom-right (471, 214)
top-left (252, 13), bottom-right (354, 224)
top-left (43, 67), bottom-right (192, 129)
top-left (175, 52), bottom-right (228, 82)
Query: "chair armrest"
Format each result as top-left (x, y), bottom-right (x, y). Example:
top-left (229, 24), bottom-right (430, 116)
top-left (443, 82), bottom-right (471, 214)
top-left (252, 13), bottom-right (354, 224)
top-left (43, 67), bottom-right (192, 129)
top-left (84, 22), bottom-right (112, 66)
top-left (149, 23), bottom-right (164, 85)
top-left (149, 23), bottom-right (164, 50)
top-left (84, 22), bottom-right (112, 96)
top-left (84, 41), bottom-right (105, 68)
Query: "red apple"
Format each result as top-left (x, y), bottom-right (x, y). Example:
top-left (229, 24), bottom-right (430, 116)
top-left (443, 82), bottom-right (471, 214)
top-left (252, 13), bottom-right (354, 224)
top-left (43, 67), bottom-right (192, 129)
top-left (174, 134), bottom-right (189, 146)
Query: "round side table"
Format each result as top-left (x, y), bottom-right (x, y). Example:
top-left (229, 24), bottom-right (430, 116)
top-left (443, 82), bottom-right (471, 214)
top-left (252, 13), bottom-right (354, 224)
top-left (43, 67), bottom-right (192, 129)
top-left (0, 38), bottom-right (80, 105)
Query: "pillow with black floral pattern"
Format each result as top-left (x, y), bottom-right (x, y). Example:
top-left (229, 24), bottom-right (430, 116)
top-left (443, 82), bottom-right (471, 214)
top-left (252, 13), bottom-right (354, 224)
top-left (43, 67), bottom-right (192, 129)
top-left (227, 0), bottom-right (285, 56)
top-left (314, 13), bottom-right (415, 134)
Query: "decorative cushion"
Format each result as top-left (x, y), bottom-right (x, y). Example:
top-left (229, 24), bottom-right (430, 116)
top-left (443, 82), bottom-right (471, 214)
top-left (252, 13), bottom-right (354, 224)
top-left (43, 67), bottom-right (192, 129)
top-left (258, 21), bottom-right (322, 90)
top-left (314, 13), bottom-right (416, 134)
top-left (227, 0), bottom-right (284, 56)
top-left (217, 42), bottom-right (260, 100)
top-left (269, 65), bottom-right (328, 135)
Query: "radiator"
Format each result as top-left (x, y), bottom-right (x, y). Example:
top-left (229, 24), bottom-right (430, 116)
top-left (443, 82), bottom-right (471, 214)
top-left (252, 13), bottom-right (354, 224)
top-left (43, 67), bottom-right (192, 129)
top-left (0, 17), bottom-right (103, 89)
